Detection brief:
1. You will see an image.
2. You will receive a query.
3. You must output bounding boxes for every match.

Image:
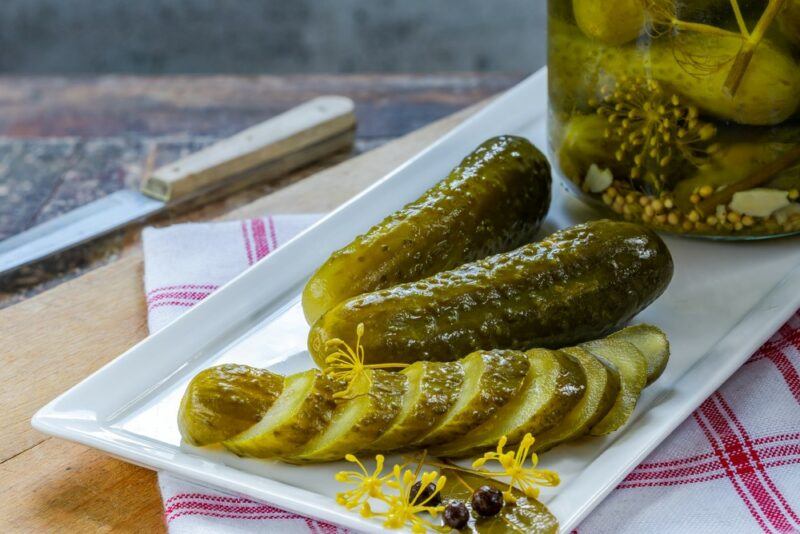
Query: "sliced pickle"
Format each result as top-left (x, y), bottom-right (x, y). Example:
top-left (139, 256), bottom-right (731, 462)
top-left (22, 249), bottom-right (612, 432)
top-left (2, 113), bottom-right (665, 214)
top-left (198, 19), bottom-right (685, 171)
top-left (432, 349), bottom-right (586, 458)
top-left (284, 370), bottom-right (407, 463)
top-left (413, 350), bottom-right (530, 447)
top-left (582, 339), bottom-right (647, 436)
top-left (369, 361), bottom-right (464, 451)
top-left (223, 370), bottom-right (339, 458)
top-left (533, 347), bottom-right (620, 452)
top-left (610, 324), bottom-right (670, 385)
top-left (178, 364), bottom-right (284, 446)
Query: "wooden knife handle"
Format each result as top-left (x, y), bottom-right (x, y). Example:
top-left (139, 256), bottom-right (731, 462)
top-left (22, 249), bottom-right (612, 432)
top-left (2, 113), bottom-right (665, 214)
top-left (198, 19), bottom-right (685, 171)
top-left (140, 95), bottom-right (356, 203)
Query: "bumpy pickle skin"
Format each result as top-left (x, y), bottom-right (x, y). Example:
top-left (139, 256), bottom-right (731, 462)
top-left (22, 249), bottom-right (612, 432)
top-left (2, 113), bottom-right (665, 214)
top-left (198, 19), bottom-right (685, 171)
top-left (368, 361), bottom-right (464, 451)
top-left (301, 135), bottom-right (551, 324)
top-left (178, 364), bottom-right (284, 446)
top-left (413, 350), bottom-right (530, 447)
top-left (549, 19), bottom-right (800, 126)
top-left (309, 220), bottom-right (673, 367)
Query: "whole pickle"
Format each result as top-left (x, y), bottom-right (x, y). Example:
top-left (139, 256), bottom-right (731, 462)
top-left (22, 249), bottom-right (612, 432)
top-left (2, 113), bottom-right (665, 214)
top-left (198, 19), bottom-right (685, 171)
top-left (301, 135), bottom-right (551, 324)
top-left (780, 0), bottom-right (800, 47)
top-left (553, 113), bottom-right (624, 184)
top-left (309, 220), bottom-right (673, 366)
top-left (673, 141), bottom-right (798, 213)
top-left (549, 20), bottom-right (800, 125)
top-left (572, 0), bottom-right (645, 45)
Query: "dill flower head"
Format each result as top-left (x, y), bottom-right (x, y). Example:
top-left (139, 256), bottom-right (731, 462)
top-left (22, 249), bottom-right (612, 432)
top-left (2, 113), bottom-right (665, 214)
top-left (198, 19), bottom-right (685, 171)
top-left (592, 76), bottom-right (717, 194)
top-left (335, 454), bottom-right (393, 510)
top-left (335, 453), bottom-right (447, 533)
top-left (382, 466), bottom-right (447, 533)
top-left (472, 433), bottom-right (560, 503)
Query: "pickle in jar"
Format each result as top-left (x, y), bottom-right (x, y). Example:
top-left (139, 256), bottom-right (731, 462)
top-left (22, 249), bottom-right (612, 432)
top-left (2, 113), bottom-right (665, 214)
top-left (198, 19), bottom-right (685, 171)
top-left (548, 0), bottom-right (800, 239)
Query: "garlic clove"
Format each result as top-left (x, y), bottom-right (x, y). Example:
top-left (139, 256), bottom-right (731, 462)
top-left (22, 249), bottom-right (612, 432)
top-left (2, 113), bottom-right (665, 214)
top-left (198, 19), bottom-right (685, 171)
top-left (729, 188), bottom-right (791, 218)
top-left (584, 164), bottom-right (614, 193)
top-left (774, 203), bottom-right (800, 225)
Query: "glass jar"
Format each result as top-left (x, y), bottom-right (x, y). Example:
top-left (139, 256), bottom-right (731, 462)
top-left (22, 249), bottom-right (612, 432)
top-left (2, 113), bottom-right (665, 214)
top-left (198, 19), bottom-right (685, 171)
top-left (548, 0), bottom-right (800, 238)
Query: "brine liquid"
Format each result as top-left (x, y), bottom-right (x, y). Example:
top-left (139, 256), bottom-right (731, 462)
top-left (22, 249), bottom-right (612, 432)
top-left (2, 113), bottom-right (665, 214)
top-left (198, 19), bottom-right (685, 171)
top-left (548, 0), bottom-right (800, 238)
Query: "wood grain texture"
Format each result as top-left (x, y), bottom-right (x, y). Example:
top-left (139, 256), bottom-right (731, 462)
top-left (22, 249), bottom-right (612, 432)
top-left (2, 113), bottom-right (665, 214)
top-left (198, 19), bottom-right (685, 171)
top-left (0, 101), bottom-right (482, 532)
top-left (141, 96), bottom-right (356, 202)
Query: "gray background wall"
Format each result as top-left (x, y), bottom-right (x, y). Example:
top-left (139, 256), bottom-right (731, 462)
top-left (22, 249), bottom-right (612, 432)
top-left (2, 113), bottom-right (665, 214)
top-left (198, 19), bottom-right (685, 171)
top-left (0, 0), bottom-right (548, 74)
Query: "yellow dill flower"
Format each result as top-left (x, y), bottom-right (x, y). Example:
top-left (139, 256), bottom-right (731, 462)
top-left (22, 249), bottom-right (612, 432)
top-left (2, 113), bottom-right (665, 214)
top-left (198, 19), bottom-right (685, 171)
top-left (381, 465), bottom-right (446, 533)
top-left (472, 433), bottom-right (559, 503)
top-left (323, 323), bottom-right (407, 400)
top-left (592, 76), bottom-right (717, 194)
top-left (335, 454), bottom-right (392, 510)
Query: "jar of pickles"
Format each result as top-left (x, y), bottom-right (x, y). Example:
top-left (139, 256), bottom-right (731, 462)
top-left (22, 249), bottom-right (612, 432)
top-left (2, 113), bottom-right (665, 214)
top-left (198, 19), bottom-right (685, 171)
top-left (548, 0), bottom-right (800, 238)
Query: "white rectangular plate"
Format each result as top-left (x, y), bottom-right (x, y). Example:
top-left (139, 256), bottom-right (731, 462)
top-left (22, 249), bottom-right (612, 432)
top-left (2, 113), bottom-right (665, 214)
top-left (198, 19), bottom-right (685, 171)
top-left (34, 68), bottom-right (800, 533)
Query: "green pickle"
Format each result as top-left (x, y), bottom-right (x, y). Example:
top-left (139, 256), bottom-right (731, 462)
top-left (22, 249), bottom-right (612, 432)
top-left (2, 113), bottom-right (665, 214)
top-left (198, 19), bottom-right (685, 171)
top-left (413, 350), bottom-right (530, 447)
top-left (368, 361), bottom-right (464, 451)
top-left (581, 339), bottom-right (648, 435)
top-left (283, 370), bottom-right (407, 463)
top-left (432, 349), bottom-right (586, 458)
top-left (781, 0), bottom-right (800, 47)
top-left (178, 364), bottom-right (284, 446)
top-left (309, 220), bottom-right (673, 366)
top-left (610, 323), bottom-right (670, 384)
top-left (177, 325), bottom-right (669, 461)
top-left (223, 370), bottom-right (341, 458)
top-left (301, 135), bottom-right (551, 324)
top-left (549, 0), bottom-right (800, 238)
top-left (532, 347), bottom-right (621, 452)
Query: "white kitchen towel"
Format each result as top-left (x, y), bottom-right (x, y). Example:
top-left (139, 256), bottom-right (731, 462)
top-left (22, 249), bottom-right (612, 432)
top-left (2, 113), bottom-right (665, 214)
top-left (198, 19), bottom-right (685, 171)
top-left (143, 216), bottom-right (800, 534)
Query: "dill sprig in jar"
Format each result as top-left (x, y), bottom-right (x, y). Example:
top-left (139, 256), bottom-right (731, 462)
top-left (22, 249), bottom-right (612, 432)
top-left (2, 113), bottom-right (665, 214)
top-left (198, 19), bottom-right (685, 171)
top-left (548, 0), bottom-right (800, 238)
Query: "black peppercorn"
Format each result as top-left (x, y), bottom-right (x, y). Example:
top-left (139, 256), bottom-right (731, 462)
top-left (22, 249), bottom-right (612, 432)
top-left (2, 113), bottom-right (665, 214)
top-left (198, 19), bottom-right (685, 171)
top-left (443, 500), bottom-right (470, 529)
top-left (471, 485), bottom-right (504, 517)
top-left (409, 480), bottom-right (442, 506)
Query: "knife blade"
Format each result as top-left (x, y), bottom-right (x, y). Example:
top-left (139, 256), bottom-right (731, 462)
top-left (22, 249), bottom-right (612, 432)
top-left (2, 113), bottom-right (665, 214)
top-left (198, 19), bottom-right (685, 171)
top-left (0, 96), bottom-right (356, 276)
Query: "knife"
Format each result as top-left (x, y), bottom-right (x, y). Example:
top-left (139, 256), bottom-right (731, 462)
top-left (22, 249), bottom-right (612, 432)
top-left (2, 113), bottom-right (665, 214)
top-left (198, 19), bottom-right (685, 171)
top-left (0, 96), bottom-right (356, 276)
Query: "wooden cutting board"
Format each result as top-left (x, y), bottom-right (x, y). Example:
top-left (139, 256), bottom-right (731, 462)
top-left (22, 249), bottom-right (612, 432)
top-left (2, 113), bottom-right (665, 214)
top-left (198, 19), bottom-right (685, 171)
top-left (0, 102), bottom-right (481, 532)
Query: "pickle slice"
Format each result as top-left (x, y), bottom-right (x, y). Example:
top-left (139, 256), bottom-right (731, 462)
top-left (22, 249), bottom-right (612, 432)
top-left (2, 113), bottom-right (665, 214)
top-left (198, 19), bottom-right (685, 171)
top-left (610, 324), bottom-right (670, 385)
top-left (582, 339), bottom-right (648, 436)
top-left (223, 370), bottom-right (339, 458)
top-left (178, 364), bottom-right (284, 446)
top-left (533, 347), bottom-right (620, 452)
top-left (369, 361), bottom-right (464, 451)
top-left (284, 370), bottom-right (407, 463)
top-left (432, 349), bottom-right (585, 458)
top-left (413, 350), bottom-right (530, 447)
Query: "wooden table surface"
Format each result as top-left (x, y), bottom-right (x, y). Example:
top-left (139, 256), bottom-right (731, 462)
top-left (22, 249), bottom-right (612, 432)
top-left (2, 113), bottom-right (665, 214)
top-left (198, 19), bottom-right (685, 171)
top-left (0, 74), bottom-right (517, 532)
